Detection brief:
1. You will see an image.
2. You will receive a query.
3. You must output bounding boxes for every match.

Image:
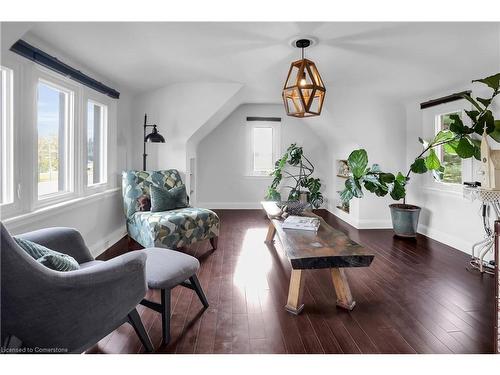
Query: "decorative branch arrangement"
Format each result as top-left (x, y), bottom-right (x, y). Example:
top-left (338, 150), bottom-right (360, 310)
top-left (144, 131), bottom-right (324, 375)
top-left (266, 143), bottom-right (324, 208)
top-left (340, 73), bottom-right (500, 204)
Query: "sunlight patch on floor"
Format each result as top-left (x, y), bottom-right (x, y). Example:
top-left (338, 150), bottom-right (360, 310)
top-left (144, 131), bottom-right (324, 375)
top-left (233, 228), bottom-right (272, 298)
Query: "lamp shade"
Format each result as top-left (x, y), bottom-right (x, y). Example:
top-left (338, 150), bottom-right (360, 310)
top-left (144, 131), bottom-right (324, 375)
top-left (144, 126), bottom-right (165, 143)
top-left (282, 58), bottom-right (326, 118)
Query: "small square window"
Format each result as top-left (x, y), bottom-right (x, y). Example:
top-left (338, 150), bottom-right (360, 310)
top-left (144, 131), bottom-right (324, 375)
top-left (253, 127), bottom-right (274, 174)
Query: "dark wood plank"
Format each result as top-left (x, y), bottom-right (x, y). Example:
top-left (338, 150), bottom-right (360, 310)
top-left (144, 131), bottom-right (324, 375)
top-left (91, 209), bottom-right (495, 354)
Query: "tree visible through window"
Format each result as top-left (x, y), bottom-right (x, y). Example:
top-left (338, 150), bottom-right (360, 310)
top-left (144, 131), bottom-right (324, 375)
top-left (37, 81), bottom-right (70, 197)
top-left (436, 112), bottom-right (462, 184)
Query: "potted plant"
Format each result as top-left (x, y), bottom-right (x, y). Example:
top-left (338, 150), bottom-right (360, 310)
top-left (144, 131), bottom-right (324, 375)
top-left (340, 73), bottom-right (500, 237)
top-left (265, 143), bottom-right (324, 209)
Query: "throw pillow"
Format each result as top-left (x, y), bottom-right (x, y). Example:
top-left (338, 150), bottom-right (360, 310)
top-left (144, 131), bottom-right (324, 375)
top-left (14, 237), bottom-right (80, 272)
top-left (150, 184), bottom-right (188, 212)
top-left (136, 194), bottom-right (151, 211)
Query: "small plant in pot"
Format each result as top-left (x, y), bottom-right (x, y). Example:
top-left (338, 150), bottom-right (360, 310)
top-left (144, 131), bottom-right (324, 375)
top-left (265, 143), bottom-right (324, 212)
top-left (340, 73), bottom-right (500, 237)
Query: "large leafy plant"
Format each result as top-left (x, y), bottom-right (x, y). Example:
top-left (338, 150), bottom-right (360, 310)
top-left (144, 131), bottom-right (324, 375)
top-left (340, 73), bottom-right (500, 205)
top-left (266, 143), bottom-right (324, 208)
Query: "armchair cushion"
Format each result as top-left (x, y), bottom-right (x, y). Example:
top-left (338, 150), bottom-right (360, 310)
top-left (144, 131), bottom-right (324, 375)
top-left (142, 248), bottom-right (199, 289)
top-left (128, 207), bottom-right (219, 249)
top-left (150, 185), bottom-right (188, 212)
top-left (14, 237), bottom-right (80, 271)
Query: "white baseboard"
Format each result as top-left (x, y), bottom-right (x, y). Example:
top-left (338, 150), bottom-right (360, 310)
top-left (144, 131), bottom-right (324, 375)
top-left (356, 219), bottom-right (392, 229)
top-left (88, 226), bottom-right (127, 257)
top-left (417, 223), bottom-right (471, 256)
top-left (197, 202), bottom-right (262, 209)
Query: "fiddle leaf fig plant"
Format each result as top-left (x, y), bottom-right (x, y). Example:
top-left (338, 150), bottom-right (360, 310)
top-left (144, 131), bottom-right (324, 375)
top-left (340, 73), bottom-right (500, 205)
top-left (265, 143), bottom-right (324, 208)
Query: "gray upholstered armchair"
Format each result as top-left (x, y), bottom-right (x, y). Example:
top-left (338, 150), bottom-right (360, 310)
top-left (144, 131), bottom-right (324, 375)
top-left (0, 223), bottom-right (152, 353)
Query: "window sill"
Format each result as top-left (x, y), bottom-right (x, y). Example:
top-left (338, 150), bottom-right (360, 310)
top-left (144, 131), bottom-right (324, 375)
top-left (244, 174), bottom-right (273, 179)
top-left (2, 187), bottom-right (121, 228)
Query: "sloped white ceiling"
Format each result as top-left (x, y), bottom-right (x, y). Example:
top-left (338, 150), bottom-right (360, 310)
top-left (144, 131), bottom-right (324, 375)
top-left (18, 22), bottom-right (500, 103)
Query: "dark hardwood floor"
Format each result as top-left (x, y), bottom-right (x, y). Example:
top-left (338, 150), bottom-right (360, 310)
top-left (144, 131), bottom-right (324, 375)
top-left (88, 209), bottom-right (495, 354)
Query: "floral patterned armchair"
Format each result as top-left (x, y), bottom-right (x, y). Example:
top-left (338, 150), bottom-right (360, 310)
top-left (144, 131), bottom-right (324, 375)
top-left (122, 170), bottom-right (219, 249)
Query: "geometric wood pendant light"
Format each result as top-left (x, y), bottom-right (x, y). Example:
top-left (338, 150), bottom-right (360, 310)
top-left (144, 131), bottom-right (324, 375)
top-left (282, 39), bottom-right (326, 118)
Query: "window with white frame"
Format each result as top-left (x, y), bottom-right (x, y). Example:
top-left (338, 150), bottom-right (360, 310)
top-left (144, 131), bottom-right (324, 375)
top-left (86, 100), bottom-right (108, 186)
top-left (36, 80), bottom-right (74, 198)
top-left (0, 61), bottom-right (115, 221)
top-left (247, 120), bottom-right (281, 176)
top-left (0, 66), bottom-right (14, 205)
top-left (435, 111), bottom-right (463, 184)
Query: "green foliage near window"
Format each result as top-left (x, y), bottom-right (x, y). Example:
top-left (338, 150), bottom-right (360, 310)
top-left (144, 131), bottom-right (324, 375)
top-left (340, 73), bottom-right (500, 204)
top-left (265, 143), bottom-right (324, 208)
top-left (38, 135), bottom-right (59, 176)
top-left (439, 113), bottom-right (463, 184)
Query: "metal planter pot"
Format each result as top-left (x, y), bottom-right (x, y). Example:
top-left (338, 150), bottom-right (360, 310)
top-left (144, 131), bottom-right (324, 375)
top-left (389, 204), bottom-right (421, 238)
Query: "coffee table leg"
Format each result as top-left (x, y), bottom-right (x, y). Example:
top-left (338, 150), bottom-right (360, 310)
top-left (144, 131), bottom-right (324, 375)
top-left (331, 268), bottom-right (356, 310)
top-left (265, 222), bottom-right (276, 243)
top-left (285, 269), bottom-right (306, 315)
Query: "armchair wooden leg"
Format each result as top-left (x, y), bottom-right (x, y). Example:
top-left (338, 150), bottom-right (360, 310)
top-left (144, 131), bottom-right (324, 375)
top-left (127, 308), bottom-right (153, 352)
top-left (190, 275), bottom-right (209, 308)
top-left (161, 289), bottom-right (171, 345)
top-left (209, 236), bottom-right (218, 250)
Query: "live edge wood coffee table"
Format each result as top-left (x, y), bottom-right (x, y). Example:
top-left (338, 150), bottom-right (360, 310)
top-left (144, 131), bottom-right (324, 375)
top-left (262, 202), bottom-right (374, 315)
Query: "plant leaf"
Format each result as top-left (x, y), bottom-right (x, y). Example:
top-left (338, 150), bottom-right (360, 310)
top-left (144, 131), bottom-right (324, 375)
top-left (340, 188), bottom-right (354, 203)
top-left (395, 172), bottom-right (407, 184)
top-left (488, 120), bottom-right (500, 143)
top-left (379, 172), bottom-right (395, 184)
top-left (473, 73), bottom-right (500, 92)
top-left (347, 149), bottom-right (368, 179)
top-left (424, 149), bottom-right (441, 170)
top-left (477, 97), bottom-right (492, 108)
top-left (410, 158), bottom-right (428, 174)
top-left (455, 137), bottom-right (475, 158)
top-left (265, 188), bottom-right (281, 201)
top-left (484, 110), bottom-right (495, 134)
top-left (345, 178), bottom-right (363, 198)
top-left (449, 114), bottom-right (466, 135)
top-left (370, 164), bottom-right (382, 173)
top-left (433, 130), bottom-right (455, 144)
top-left (471, 139), bottom-right (481, 161)
top-left (390, 180), bottom-right (406, 201)
top-left (465, 110), bottom-right (480, 122)
top-left (444, 139), bottom-right (459, 155)
top-left (288, 188), bottom-right (300, 201)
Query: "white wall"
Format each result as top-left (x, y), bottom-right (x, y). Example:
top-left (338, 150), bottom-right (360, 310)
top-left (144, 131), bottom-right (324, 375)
top-left (196, 103), bottom-right (331, 208)
top-left (130, 83), bottom-right (243, 173)
top-left (302, 89), bottom-right (407, 228)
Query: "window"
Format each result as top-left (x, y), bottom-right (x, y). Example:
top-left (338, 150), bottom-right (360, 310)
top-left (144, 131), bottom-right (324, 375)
top-left (36, 80), bottom-right (73, 198)
top-left (0, 63), bottom-right (116, 222)
top-left (246, 120), bottom-right (280, 176)
top-left (86, 101), bottom-right (108, 186)
top-left (435, 111), bottom-right (462, 184)
top-left (253, 127), bottom-right (274, 174)
top-left (0, 66), bottom-right (14, 205)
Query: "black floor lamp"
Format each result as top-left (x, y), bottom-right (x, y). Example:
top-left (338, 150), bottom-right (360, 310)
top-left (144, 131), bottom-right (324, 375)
top-left (143, 113), bottom-right (165, 170)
